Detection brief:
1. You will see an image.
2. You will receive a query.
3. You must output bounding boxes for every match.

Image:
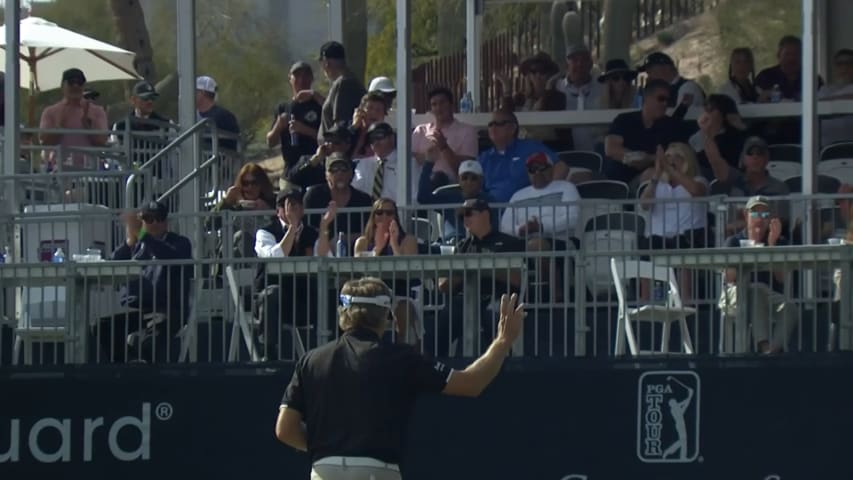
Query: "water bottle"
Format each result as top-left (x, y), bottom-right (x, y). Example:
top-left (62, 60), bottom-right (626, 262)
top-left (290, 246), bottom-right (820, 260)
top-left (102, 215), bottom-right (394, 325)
top-left (770, 84), bottom-right (782, 103)
top-left (2, 245), bottom-right (11, 264)
top-left (290, 131), bottom-right (299, 147)
top-left (52, 247), bottom-right (65, 263)
top-left (460, 92), bottom-right (473, 113)
top-left (335, 232), bottom-right (347, 257)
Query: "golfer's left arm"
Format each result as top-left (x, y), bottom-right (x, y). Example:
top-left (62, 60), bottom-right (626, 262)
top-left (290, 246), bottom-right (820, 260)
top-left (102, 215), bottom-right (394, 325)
top-left (276, 406), bottom-right (307, 451)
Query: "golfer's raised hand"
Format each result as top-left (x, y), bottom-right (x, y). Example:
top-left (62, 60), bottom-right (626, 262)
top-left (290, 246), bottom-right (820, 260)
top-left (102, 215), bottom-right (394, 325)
top-left (496, 293), bottom-right (524, 345)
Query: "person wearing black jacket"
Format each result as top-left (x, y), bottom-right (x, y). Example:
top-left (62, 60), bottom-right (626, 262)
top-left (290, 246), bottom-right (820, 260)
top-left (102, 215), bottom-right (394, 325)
top-left (91, 201), bottom-right (192, 363)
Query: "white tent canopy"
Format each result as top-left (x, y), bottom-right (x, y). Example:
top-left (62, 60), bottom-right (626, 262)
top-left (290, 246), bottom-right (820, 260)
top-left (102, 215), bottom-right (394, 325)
top-left (0, 16), bottom-right (139, 91)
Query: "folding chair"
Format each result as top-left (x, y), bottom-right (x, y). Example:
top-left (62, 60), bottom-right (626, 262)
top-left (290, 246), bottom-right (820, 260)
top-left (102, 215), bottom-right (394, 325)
top-left (582, 213), bottom-right (644, 298)
top-left (556, 150), bottom-right (603, 178)
top-left (611, 257), bottom-right (696, 356)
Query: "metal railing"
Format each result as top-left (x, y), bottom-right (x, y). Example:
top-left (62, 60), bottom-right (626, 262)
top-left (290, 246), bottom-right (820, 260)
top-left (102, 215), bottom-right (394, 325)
top-left (1, 191), bottom-right (852, 366)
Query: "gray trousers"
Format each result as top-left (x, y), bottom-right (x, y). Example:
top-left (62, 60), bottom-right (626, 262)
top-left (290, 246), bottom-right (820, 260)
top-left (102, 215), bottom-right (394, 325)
top-left (311, 457), bottom-right (401, 480)
top-left (745, 284), bottom-right (797, 351)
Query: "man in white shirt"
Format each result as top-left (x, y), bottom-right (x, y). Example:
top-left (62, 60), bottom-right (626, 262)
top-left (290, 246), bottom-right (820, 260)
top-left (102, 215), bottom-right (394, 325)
top-left (499, 152), bottom-right (580, 301)
top-left (638, 52), bottom-right (705, 108)
top-left (352, 122), bottom-right (416, 203)
top-left (553, 44), bottom-right (606, 151)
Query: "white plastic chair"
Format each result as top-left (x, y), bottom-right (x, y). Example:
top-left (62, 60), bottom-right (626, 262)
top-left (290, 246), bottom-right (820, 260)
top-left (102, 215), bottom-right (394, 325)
top-left (818, 158), bottom-right (853, 185)
top-left (767, 161), bottom-right (801, 182)
top-left (610, 258), bottom-right (696, 356)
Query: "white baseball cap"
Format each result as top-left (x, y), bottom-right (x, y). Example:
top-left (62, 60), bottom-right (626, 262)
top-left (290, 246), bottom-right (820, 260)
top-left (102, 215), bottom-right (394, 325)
top-left (368, 76), bottom-right (396, 93)
top-left (458, 160), bottom-right (483, 177)
top-left (196, 75), bottom-right (218, 94)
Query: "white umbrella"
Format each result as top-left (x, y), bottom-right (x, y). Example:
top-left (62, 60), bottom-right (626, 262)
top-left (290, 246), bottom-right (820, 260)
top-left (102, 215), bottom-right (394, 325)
top-left (0, 16), bottom-right (141, 122)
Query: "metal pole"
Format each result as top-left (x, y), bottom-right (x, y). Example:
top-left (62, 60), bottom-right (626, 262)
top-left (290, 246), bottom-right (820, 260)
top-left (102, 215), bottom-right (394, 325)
top-left (465, 0), bottom-right (482, 111)
top-left (176, 0), bottom-right (199, 253)
top-left (395, 0), bottom-right (412, 207)
top-left (4, 0), bottom-right (21, 261)
top-left (802, 0), bottom-right (817, 244)
top-left (328, 0), bottom-right (344, 42)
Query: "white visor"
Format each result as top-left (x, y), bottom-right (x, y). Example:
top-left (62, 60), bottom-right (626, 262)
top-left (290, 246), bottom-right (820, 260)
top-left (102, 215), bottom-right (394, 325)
top-left (339, 294), bottom-right (392, 309)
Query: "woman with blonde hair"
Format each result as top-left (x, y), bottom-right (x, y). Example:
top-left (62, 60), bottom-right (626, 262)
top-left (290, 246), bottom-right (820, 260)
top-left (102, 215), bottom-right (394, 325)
top-left (639, 144), bottom-right (710, 299)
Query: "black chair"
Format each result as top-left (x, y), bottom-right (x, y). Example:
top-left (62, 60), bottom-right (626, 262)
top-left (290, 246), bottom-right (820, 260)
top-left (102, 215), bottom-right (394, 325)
top-left (783, 175), bottom-right (841, 194)
top-left (576, 180), bottom-right (630, 200)
top-left (557, 150), bottom-right (603, 173)
top-left (820, 142), bottom-right (853, 161)
top-left (709, 178), bottom-right (730, 196)
top-left (768, 143), bottom-right (802, 163)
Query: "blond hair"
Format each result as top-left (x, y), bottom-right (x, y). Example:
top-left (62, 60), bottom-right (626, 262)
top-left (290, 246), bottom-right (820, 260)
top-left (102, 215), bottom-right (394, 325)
top-left (665, 142), bottom-right (699, 179)
top-left (338, 277), bottom-right (393, 332)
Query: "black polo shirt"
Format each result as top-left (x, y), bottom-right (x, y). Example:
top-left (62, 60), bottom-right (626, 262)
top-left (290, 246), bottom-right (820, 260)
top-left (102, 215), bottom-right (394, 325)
top-left (456, 230), bottom-right (526, 295)
top-left (274, 99), bottom-right (322, 169)
top-left (199, 104), bottom-right (240, 151)
top-left (281, 328), bottom-right (451, 464)
top-left (755, 65), bottom-right (823, 101)
top-left (607, 110), bottom-right (685, 154)
top-left (303, 184), bottom-right (373, 236)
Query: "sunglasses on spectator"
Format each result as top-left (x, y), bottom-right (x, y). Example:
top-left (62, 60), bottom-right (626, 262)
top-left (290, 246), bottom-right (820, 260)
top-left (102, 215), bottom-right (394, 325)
top-left (374, 209), bottom-right (395, 217)
top-left (749, 211), bottom-right (771, 219)
top-left (528, 68), bottom-right (547, 75)
top-left (746, 147), bottom-right (768, 156)
top-left (488, 120), bottom-right (515, 128)
top-left (65, 78), bottom-right (85, 87)
top-left (242, 178), bottom-right (258, 186)
top-left (460, 173), bottom-right (480, 182)
top-left (328, 165), bottom-right (350, 174)
top-left (462, 209), bottom-right (481, 217)
top-left (527, 165), bottom-right (549, 174)
top-left (655, 95), bottom-right (670, 103)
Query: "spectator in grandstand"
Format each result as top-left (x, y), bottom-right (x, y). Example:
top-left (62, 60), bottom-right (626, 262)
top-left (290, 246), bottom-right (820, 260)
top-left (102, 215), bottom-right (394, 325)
top-left (196, 75), bottom-right (240, 151)
top-left (688, 94), bottom-right (748, 180)
top-left (304, 151), bottom-right (373, 244)
top-left (276, 277), bottom-right (524, 480)
top-left (254, 189), bottom-right (320, 360)
top-left (92, 200), bottom-right (193, 363)
top-left (412, 86), bottom-right (479, 191)
top-left (495, 51), bottom-right (560, 112)
top-left (819, 48), bottom-right (853, 147)
top-left (267, 61), bottom-right (322, 181)
top-left (756, 35), bottom-right (823, 102)
top-left (500, 152), bottom-right (580, 301)
top-left (286, 121), bottom-right (353, 191)
top-left (208, 163), bottom-right (275, 259)
top-left (317, 41), bottom-right (366, 140)
top-left (479, 109), bottom-right (557, 203)
top-left (598, 59), bottom-right (639, 109)
top-left (111, 81), bottom-right (174, 199)
top-left (39, 68), bottom-right (109, 170)
top-left (639, 144), bottom-right (709, 300)
top-left (349, 92), bottom-right (389, 159)
top-left (706, 136), bottom-right (788, 198)
top-left (353, 198), bottom-right (421, 346)
top-left (367, 75), bottom-right (397, 109)
top-left (638, 52), bottom-right (706, 108)
top-left (719, 47), bottom-right (762, 104)
top-left (604, 79), bottom-right (687, 184)
top-left (352, 122), bottom-right (414, 203)
top-left (723, 196), bottom-right (797, 354)
top-left (552, 44), bottom-right (606, 152)
top-left (417, 159), bottom-right (496, 243)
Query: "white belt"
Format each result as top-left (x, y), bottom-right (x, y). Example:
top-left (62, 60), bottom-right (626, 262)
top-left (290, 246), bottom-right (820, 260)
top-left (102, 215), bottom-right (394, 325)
top-left (313, 456), bottom-right (400, 472)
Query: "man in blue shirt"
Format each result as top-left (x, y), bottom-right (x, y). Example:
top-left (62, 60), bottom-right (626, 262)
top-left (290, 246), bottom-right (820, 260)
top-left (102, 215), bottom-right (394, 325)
top-left (417, 159), bottom-right (496, 242)
top-left (478, 110), bottom-right (557, 203)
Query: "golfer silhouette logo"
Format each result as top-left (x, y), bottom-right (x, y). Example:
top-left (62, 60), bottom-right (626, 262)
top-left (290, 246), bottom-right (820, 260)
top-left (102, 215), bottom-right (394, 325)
top-left (637, 371), bottom-right (700, 463)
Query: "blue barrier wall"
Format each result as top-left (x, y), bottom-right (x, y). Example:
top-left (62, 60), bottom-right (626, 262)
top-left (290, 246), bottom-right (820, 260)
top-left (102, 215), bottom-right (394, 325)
top-left (1, 356), bottom-right (852, 480)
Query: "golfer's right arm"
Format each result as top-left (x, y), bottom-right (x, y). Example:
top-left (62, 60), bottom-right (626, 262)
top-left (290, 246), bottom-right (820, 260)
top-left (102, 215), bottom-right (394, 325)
top-left (442, 339), bottom-right (512, 397)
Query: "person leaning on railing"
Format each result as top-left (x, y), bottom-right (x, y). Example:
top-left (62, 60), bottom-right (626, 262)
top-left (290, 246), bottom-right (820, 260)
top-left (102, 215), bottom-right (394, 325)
top-left (353, 198), bottom-right (422, 347)
top-left (722, 196), bottom-right (797, 354)
top-left (91, 201), bottom-right (193, 363)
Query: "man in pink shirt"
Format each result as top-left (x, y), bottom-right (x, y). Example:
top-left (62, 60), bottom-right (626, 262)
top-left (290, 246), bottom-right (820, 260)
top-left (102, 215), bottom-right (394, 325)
top-left (39, 68), bottom-right (109, 170)
top-left (412, 87), bottom-right (478, 192)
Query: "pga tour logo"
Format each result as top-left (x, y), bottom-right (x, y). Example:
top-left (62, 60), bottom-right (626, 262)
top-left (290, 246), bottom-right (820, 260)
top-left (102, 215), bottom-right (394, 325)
top-left (637, 371), bottom-right (700, 463)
